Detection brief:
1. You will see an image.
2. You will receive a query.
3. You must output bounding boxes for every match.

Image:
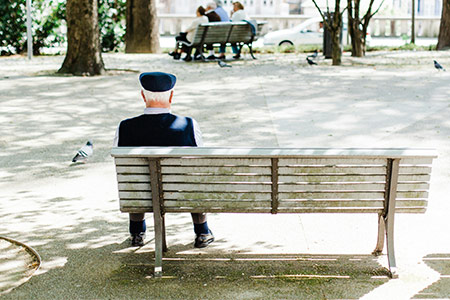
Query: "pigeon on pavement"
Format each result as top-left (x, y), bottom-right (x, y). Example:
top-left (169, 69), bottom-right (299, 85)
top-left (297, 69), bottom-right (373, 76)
top-left (308, 49), bottom-right (318, 59)
top-left (434, 60), bottom-right (446, 71)
top-left (306, 56), bottom-right (317, 65)
top-left (218, 61), bottom-right (232, 68)
top-left (72, 141), bottom-right (93, 163)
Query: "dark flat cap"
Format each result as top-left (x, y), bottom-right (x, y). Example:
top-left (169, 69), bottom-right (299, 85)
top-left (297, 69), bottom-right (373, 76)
top-left (139, 72), bottom-right (176, 92)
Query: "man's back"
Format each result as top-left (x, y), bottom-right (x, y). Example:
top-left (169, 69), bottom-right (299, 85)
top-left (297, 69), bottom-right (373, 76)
top-left (206, 11), bottom-right (221, 22)
top-left (118, 113), bottom-right (196, 147)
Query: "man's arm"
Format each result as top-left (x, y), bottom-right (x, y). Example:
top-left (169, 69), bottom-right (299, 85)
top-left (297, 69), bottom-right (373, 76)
top-left (113, 123), bottom-right (120, 147)
top-left (192, 119), bottom-right (203, 147)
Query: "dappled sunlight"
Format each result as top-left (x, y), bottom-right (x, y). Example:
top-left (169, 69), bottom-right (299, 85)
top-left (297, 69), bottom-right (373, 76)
top-left (1, 52), bottom-right (450, 298)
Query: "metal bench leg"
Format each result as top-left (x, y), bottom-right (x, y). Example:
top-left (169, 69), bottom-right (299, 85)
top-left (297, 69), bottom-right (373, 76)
top-left (372, 213), bottom-right (385, 255)
top-left (153, 211), bottom-right (163, 278)
top-left (248, 43), bottom-right (256, 59)
top-left (162, 214), bottom-right (168, 253)
top-left (385, 213), bottom-right (398, 278)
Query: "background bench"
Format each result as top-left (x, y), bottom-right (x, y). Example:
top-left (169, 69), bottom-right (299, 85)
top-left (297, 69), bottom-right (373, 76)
top-left (111, 147), bottom-right (437, 278)
top-left (177, 21), bottom-right (267, 59)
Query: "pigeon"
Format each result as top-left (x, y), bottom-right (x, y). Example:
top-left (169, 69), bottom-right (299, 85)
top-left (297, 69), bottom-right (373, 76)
top-left (218, 60), bottom-right (232, 68)
top-left (72, 140), bottom-right (93, 163)
top-left (434, 60), bottom-right (446, 71)
top-left (308, 49), bottom-right (319, 59)
top-left (306, 57), bottom-right (317, 66)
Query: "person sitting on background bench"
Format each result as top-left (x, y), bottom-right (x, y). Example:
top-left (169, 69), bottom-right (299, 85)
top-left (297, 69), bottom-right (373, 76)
top-left (169, 6), bottom-right (208, 61)
top-left (230, 1), bottom-right (248, 59)
top-left (202, 2), bottom-right (222, 60)
top-left (113, 72), bottom-right (214, 248)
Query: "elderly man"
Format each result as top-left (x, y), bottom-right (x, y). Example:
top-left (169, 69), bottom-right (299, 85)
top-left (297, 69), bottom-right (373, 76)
top-left (113, 72), bottom-right (214, 248)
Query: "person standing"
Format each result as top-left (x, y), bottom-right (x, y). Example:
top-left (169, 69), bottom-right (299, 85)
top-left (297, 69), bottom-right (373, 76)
top-left (113, 72), bottom-right (214, 248)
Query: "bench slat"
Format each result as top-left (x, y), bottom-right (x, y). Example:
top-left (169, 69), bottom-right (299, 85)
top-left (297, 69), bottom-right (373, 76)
top-left (163, 183), bottom-right (272, 192)
top-left (280, 191), bottom-right (428, 200)
top-left (279, 158), bottom-right (387, 166)
top-left (162, 166), bottom-right (272, 175)
top-left (278, 199), bottom-right (427, 208)
top-left (161, 158), bottom-right (272, 166)
top-left (279, 183), bottom-right (385, 192)
top-left (164, 192), bottom-right (271, 201)
top-left (279, 175), bottom-right (387, 183)
top-left (119, 183), bottom-right (151, 191)
top-left (117, 174), bottom-right (150, 183)
top-left (164, 200), bottom-right (271, 209)
top-left (398, 174), bottom-right (431, 182)
top-left (119, 191), bottom-right (151, 199)
top-left (278, 166), bottom-right (387, 174)
top-left (279, 192), bottom-right (385, 200)
top-left (163, 174), bottom-right (272, 183)
top-left (398, 166), bottom-right (432, 174)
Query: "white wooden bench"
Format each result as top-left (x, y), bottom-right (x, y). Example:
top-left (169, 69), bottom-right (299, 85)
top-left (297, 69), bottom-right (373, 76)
top-left (176, 21), bottom-right (267, 60)
top-left (111, 147), bottom-right (437, 278)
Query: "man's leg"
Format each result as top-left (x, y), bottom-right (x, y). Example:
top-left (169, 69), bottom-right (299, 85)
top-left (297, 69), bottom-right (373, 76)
top-left (129, 213), bottom-right (146, 246)
top-left (191, 213), bottom-right (214, 248)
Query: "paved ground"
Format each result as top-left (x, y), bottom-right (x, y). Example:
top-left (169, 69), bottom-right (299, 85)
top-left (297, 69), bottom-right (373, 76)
top-left (0, 50), bottom-right (450, 299)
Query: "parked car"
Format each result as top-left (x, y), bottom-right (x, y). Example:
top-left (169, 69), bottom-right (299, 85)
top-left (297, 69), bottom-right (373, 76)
top-left (263, 17), bottom-right (324, 47)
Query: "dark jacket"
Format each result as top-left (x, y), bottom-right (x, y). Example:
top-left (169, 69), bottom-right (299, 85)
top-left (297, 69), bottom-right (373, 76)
top-left (118, 113), bottom-right (197, 147)
top-left (206, 11), bottom-right (221, 22)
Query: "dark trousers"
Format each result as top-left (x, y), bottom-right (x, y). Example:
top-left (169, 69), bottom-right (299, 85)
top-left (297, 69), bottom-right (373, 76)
top-left (129, 213), bottom-right (207, 224)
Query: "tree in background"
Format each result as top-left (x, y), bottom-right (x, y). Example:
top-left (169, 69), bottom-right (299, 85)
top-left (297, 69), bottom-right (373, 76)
top-left (125, 0), bottom-right (159, 53)
top-left (58, 0), bottom-right (105, 75)
top-left (347, 0), bottom-right (384, 57)
top-left (312, 0), bottom-right (346, 65)
top-left (437, 0), bottom-right (450, 50)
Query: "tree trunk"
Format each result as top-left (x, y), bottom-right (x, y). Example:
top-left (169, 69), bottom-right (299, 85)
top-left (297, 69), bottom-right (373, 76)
top-left (437, 0), bottom-right (450, 50)
top-left (331, 30), bottom-right (342, 65)
top-left (126, 0), bottom-right (160, 53)
top-left (58, 0), bottom-right (105, 76)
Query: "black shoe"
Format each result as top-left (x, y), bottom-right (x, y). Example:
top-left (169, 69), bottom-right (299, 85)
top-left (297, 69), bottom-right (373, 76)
top-left (194, 231), bottom-right (214, 248)
top-left (131, 232), bottom-right (146, 246)
top-left (218, 55), bottom-right (226, 60)
top-left (168, 51), bottom-right (176, 57)
top-left (183, 55), bottom-right (192, 62)
top-left (206, 55), bottom-right (218, 60)
top-left (233, 54), bottom-right (241, 59)
top-left (173, 53), bottom-right (181, 60)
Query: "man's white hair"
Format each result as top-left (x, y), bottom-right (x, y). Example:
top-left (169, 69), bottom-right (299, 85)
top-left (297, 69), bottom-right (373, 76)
top-left (142, 89), bottom-right (172, 103)
top-left (206, 1), bottom-right (217, 9)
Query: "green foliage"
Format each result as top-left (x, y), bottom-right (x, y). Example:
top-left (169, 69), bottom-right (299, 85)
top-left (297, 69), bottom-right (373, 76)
top-left (0, 0), bottom-right (27, 54)
top-left (32, 0), bottom-right (66, 54)
top-left (98, 0), bottom-right (126, 52)
top-left (0, 0), bottom-right (65, 55)
top-left (1, 0), bottom-right (126, 55)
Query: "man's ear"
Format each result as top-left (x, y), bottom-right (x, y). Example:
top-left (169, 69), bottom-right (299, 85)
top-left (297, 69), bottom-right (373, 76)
top-left (141, 90), bottom-right (146, 102)
top-left (169, 90), bottom-right (173, 104)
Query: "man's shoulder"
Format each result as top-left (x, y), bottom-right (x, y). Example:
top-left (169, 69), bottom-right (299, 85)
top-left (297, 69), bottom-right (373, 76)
top-left (120, 113), bottom-right (194, 124)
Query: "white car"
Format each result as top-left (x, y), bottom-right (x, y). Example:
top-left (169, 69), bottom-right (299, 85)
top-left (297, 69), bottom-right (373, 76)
top-left (263, 17), bottom-right (324, 47)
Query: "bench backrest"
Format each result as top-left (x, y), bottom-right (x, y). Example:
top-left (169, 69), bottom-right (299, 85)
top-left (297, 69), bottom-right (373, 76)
top-left (112, 147), bottom-right (436, 215)
top-left (191, 21), bottom-right (266, 46)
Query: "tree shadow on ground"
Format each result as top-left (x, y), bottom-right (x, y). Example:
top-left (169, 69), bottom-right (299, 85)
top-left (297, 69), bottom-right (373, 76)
top-left (413, 253), bottom-right (450, 299)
